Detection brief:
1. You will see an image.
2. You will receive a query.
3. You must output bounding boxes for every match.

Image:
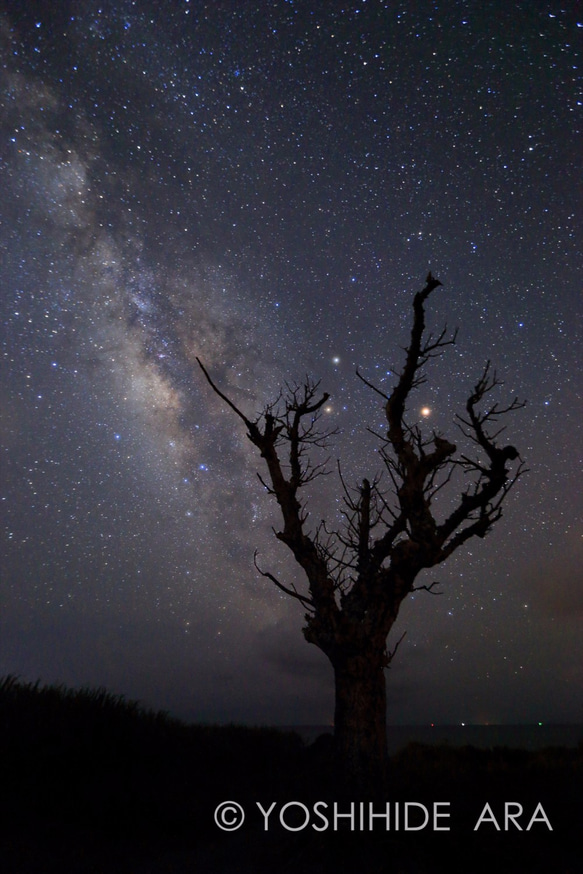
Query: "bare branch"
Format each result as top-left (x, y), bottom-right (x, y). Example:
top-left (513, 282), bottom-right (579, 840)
top-left (385, 630), bottom-right (407, 666)
top-left (412, 580), bottom-right (443, 594)
top-left (196, 358), bottom-right (259, 439)
top-left (254, 551), bottom-right (314, 611)
top-left (355, 367), bottom-right (390, 401)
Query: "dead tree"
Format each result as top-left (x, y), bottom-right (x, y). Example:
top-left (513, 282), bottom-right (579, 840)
top-left (197, 274), bottom-right (525, 795)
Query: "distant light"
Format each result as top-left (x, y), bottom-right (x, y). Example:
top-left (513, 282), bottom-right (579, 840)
top-left (420, 406), bottom-right (431, 417)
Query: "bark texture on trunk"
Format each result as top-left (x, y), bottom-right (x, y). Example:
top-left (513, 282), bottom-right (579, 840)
top-left (333, 652), bottom-right (388, 797)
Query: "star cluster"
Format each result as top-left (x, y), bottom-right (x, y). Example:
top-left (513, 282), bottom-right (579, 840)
top-left (1, 0), bottom-right (581, 725)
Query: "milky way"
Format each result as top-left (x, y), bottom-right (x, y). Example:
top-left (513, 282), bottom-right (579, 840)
top-left (1, 1), bottom-right (581, 725)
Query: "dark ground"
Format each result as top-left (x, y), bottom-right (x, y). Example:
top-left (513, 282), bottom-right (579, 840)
top-left (1, 677), bottom-right (581, 873)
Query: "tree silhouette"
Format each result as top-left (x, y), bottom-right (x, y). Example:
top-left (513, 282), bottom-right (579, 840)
top-left (197, 275), bottom-right (525, 794)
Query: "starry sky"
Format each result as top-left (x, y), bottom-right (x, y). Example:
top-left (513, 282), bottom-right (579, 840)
top-left (1, 0), bottom-right (581, 727)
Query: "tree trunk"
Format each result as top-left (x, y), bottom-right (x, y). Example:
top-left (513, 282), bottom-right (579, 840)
top-left (333, 651), bottom-right (388, 798)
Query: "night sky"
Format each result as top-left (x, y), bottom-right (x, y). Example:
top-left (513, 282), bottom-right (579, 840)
top-left (1, 0), bottom-right (581, 728)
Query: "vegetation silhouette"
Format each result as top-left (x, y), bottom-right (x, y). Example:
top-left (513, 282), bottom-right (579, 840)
top-left (0, 677), bottom-right (580, 873)
top-left (198, 275), bottom-right (527, 795)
